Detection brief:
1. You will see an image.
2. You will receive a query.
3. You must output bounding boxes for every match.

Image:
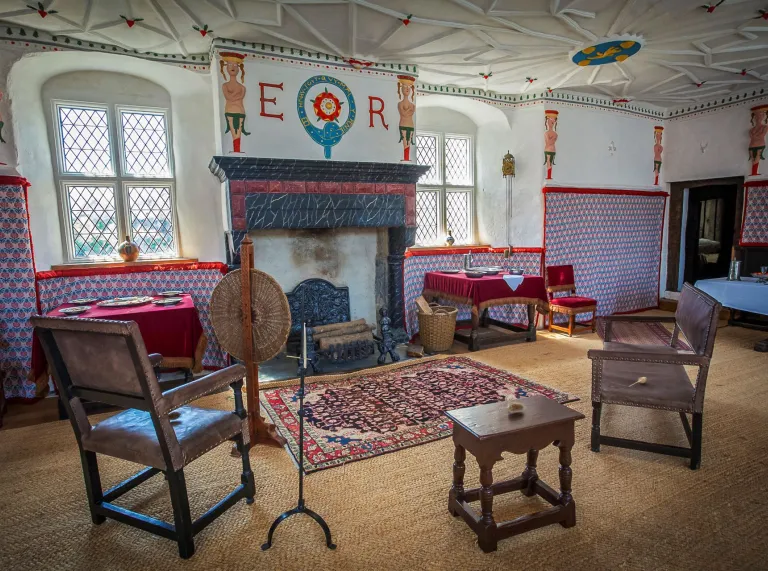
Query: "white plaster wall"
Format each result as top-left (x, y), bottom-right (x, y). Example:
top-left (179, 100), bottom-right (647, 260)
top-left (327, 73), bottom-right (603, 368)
top-left (663, 101), bottom-right (766, 182)
top-left (504, 106), bottom-right (545, 247)
top-left (220, 56), bottom-right (409, 162)
top-left (419, 95), bottom-right (521, 247)
top-left (250, 228), bottom-right (378, 325)
top-left (8, 51), bottom-right (225, 270)
top-left (548, 105), bottom-right (660, 189)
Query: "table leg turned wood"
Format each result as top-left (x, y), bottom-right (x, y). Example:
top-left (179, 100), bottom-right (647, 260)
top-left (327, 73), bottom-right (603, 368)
top-left (521, 449), bottom-right (539, 497)
top-left (469, 308), bottom-right (480, 352)
top-left (558, 443), bottom-right (576, 528)
top-left (478, 464), bottom-right (497, 552)
top-left (526, 304), bottom-right (537, 342)
top-left (449, 444), bottom-right (465, 516)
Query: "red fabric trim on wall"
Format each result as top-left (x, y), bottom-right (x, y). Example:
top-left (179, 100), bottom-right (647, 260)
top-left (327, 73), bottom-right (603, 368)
top-left (743, 180), bottom-right (768, 188)
top-left (405, 246), bottom-right (544, 258)
top-left (0, 175), bottom-right (31, 189)
top-left (542, 186), bottom-right (669, 197)
top-left (36, 261), bottom-right (229, 280)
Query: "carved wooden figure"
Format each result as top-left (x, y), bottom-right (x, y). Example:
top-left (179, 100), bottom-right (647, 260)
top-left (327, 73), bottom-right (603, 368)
top-left (375, 307), bottom-right (400, 364)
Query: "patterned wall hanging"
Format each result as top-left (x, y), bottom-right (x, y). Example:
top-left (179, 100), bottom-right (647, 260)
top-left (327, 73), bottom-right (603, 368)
top-left (749, 104), bottom-right (768, 176)
top-left (544, 188), bottom-right (667, 317)
top-left (740, 181), bottom-right (768, 246)
top-left (297, 75), bottom-right (356, 159)
top-left (403, 248), bottom-right (544, 337)
top-left (0, 178), bottom-right (38, 400)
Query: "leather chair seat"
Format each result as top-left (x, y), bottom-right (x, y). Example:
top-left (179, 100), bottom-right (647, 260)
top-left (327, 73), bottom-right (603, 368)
top-left (599, 342), bottom-right (695, 412)
top-left (83, 406), bottom-right (244, 470)
top-left (550, 295), bottom-right (596, 309)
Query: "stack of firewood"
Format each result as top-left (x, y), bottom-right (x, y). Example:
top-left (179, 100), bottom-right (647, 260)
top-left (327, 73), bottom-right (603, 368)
top-left (312, 318), bottom-right (376, 351)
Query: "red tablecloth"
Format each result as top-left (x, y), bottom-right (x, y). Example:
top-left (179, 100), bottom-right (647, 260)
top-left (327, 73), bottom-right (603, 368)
top-left (31, 294), bottom-right (206, 381)
top-left (423, 272), bottom-right (549, 314)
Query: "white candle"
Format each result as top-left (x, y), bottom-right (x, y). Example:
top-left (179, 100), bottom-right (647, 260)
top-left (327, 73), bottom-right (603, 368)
top-left (302, 323), bottom-right (307, 369)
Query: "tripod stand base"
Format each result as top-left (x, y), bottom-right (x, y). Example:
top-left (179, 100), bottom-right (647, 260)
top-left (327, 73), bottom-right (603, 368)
top-left (261, 504), bottom-right (336, 550)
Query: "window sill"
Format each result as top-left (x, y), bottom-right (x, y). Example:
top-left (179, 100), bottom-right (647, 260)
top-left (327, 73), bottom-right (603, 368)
top-left (50, 258), bottom-right (198, 271)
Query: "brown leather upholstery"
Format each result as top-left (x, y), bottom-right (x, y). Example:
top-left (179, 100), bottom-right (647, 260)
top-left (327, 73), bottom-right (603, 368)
top-left (84, 406), bottom-right (246, 470)
top-left (589, 284), bottom-right (720, 415)
top-left (31, 315), bottom-right (248, 472)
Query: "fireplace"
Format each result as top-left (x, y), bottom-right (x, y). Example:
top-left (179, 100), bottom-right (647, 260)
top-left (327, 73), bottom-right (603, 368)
top-left (209, 157), bottom-right (427, 332)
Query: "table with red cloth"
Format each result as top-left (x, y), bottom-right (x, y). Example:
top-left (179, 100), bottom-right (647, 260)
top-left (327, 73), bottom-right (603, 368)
top-left (422, 272), bottom-right (549, 351)
top-left (32, 294), bottom-right (207, 383)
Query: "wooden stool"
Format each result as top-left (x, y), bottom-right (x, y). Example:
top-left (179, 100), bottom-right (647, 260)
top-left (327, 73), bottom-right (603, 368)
top-left (445, 396), bottom-right (584, 553)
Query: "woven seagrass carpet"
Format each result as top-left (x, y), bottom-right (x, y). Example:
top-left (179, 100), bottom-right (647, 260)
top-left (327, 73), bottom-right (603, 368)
top-left (260, 356), bottom-right (576, 473)
top-left (596, 317), bottom-right (691, 350)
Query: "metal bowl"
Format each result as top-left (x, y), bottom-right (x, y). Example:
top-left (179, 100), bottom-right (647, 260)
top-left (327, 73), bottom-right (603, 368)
top-left (465, 271), bottom-right (485, 279)
top-left (509, 268), bottom-right (524, 275)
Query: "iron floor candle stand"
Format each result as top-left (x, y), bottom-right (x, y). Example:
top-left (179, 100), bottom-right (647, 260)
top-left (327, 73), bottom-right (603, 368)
top-left (261, 361), bottom-right (336, 550)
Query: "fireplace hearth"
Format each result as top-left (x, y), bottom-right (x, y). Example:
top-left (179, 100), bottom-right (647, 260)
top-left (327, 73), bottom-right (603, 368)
top-left (209, 156), bottom-right (428, 332)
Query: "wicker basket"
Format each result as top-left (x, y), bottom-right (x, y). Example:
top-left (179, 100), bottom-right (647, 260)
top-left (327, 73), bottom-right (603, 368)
top-left (418, 303), bottom-right (458, 353)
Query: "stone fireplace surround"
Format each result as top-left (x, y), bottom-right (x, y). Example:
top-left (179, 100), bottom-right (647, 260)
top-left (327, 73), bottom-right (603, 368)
top-left (209, 157), bottom-right (428, 330)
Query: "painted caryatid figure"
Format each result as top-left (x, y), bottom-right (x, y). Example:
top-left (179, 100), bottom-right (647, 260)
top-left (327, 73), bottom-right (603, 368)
top-left (653, 126), bottom-right (663, 185)
top-left (220, 52), bottom-right (249, 154)
top-left (397, 75), bottom-right (416, 161)
top-left (544, 110), bottom-right (558, 180)
top-left (749, 104), bottom-right (768, 176)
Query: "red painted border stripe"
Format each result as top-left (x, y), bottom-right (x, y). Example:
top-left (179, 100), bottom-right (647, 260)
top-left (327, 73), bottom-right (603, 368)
top-left (542, 186), bottom-right (669, 197)
top-left (743, 180), bottom-right (768, 188)
top-left (405, 246), bottom-right (544, 257)
top-left (36, 261), bottom-right (228, 280)
top-left (0, 175), bottom-right (31, 189)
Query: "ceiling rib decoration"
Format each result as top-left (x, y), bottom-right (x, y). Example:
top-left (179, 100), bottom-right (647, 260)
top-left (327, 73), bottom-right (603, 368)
top-left (0, 0), bottom-right (767, 110)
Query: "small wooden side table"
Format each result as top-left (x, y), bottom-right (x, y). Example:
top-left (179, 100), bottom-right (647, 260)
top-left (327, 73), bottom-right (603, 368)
top-left (445, 396), bottom-right (585, 552)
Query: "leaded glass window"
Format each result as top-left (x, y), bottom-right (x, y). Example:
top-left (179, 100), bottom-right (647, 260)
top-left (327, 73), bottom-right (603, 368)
top-left (415, 131), bottom-right (474, 246)
top-left (53, 101), bottom-right (178, 261)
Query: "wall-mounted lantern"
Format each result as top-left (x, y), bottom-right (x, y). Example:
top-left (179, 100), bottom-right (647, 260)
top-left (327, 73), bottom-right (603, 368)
top-left (502, 150), bottom-right (515, 177)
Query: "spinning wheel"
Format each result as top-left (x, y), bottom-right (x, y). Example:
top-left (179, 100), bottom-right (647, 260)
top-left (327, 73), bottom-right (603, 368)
top-left (210, 235), bottom-right (291, 447)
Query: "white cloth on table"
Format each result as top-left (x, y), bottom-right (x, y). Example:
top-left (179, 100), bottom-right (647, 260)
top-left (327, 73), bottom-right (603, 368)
top-left (502, 274), bottom-right (525, 292)
top-left (694, 277), bottom-right (768, 316)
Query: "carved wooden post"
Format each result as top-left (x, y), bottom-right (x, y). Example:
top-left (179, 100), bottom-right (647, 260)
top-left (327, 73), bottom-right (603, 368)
top-left (449, 443), bottom-right (466, 515)
top-left (522, 449), bottom-right (539, 496)
top-left (240, 235), bottom-right (286, 449)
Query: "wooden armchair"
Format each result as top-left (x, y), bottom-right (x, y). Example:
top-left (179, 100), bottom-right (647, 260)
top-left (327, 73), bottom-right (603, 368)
top-left (587, 283), bottom-right (721, 469)
top-left (31, 315), bottom-right (255, 559)
top-left (545, 264), bottom-right (597, 336)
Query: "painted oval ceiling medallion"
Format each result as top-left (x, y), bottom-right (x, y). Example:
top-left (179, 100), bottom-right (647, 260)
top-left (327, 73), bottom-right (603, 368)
top-left (571, 37), bottom-right (643, 67)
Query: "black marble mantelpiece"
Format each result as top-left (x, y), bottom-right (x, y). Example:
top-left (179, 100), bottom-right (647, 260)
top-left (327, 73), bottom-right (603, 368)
top-left (210, 156), bottom-right (428, 183)
top-left (246, 193), bottom-right (404, 230)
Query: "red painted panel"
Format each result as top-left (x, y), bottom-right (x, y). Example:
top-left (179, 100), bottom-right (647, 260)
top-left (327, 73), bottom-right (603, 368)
top-left (404, 184), bottom-right (416, 198)
top-left (375, 183), bottom-right (387, 194)
top-left (269, 181), bottom-right (281, 193)
top-left (232, 217), bottom-right (247, 231)
top-left (386, 183), bottom-right (405, 195)
top-left (306, 181), bottom-right (321, 193)
top-left (320, 182), bottom-right (341, 194)
top-left (246, 180), bottom-right (269, 194)
top-left (230, 180), bottom-right (246, 195)
top-left (342, 182), bottom-right (356, 194)
top-left (356, 182), bottom-right (375, 194)
top-left (282, 181), bottom-right (306, 194)
top-left (230, 194), bottom-right (245, 217)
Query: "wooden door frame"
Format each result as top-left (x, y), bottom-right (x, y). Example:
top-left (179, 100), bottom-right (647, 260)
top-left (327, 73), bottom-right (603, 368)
top-left (666, 176), bottom-right (744, 292)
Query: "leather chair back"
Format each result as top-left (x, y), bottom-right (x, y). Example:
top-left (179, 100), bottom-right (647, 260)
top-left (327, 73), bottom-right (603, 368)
top-left (675, 283), bottom-right (721, 357)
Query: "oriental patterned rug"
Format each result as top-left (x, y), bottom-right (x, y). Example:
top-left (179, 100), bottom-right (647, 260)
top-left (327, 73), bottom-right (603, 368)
top-left (596, 318), bottom-right (691, 350)
top-left (260, 356), bottom-right (576, 473)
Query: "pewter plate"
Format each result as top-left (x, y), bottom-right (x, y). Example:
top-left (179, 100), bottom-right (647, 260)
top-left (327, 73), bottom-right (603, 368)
top-left (97, 296), bottom-right (154, 308)
top-left (69, 298), bottom-right (99, 305)
top-left (158, 290), bottom-right (184, 297)
top-left (59, 306), bottom-right (90, 315)
top-left (152, 297), bottom-right (183, 306)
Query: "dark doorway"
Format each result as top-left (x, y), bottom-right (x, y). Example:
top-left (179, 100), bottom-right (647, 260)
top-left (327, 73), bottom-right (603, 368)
top-left (684, 185), bottom-right (737, 283)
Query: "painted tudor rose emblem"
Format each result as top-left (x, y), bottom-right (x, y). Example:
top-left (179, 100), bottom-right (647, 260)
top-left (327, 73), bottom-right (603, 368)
top-left (297, 75), bottom-right (356, 159)
top-left (313, 89), bottom-right (343, 122)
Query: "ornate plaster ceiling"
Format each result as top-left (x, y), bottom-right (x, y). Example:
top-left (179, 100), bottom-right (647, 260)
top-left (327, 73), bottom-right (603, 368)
top-left (2, 0), bottom-right (768, 108)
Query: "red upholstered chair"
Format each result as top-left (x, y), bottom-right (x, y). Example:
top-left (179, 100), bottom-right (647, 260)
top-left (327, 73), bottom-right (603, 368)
top-left (545, 265), bottom-right (597, 336)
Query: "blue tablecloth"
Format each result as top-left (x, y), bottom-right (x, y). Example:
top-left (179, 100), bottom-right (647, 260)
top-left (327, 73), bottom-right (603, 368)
top-left (694, 277), bottom-right (768, 316)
